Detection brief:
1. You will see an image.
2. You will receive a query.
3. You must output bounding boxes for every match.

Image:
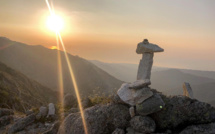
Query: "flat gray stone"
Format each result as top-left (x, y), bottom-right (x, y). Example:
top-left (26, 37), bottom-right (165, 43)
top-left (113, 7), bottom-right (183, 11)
top-left (117, 83), bottom-right (153, 106)
top-left (136, 42), bottom-right (164, 54)
top-left (136, 93), bottom-right (165, 115)
top-left (183, 82), bottom-right (193, 99)
top-left (128, 79), bottom-right (151, 89)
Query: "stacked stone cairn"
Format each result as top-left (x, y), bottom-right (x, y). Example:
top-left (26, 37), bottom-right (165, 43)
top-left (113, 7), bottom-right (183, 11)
top-left (116, 39), bottom-right (165, 133)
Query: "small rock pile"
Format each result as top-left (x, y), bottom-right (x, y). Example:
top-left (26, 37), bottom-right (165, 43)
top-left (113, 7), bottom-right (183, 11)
top-left (117, 79), bottom-right (165, 117)
top-left (0, 103), bottom-right (59, 134)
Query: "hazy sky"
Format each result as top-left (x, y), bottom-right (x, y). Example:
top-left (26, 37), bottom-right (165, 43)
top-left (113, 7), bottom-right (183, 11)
top-left (0, 0), bottom-right (215, 71)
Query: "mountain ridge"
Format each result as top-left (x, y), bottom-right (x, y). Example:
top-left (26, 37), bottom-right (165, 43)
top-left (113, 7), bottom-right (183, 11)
top-left (0, 37), bottom-right (123, 96)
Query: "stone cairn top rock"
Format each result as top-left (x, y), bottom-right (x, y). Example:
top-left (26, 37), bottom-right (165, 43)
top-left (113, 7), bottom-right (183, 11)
top-left (117, 38), bottom-right (165, 117)
top-left (136, 39), bottom-right (164, 54)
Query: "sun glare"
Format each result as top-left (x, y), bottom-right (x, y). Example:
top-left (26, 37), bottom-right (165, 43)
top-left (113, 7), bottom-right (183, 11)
top-left (46, 14), bottom-right (64, 32)
top-left (50, 46), bottom-right (58, 49)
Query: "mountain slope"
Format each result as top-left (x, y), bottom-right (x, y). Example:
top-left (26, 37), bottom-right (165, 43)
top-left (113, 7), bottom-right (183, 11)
top-left (0, 37), bottom-right (122, 96)
top-left (90, 60), bottom-right (168, 82)
top-left (181, 69), bottom-right (215, 80)
top-left (0, 61), bottom-right (57, 112)
top-left (151, 69), bottom-right (215, 92)
top-left (165, 82), bottom-right (215, 103)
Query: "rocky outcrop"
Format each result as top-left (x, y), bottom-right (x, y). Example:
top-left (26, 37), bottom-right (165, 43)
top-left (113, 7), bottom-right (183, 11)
top-left (0, 115), bottom-right (13, 127)
top-left (0, 108), bottom-right (14, 127)
top-left (179, 123), bottom-right (215, 134)
top-left (130, 116), bottom-right (156, 133)
top-left (8, 114), bottom-right (36, 134)
top-left (150, 93), bottom-right (215, 130)
top-left (58, 104), bottom-right (130, 134)
top-left (0, 108), bottom-right (14, 117)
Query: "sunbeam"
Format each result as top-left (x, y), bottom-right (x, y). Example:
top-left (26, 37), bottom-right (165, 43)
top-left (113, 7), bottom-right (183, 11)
top-left (56, 33), bottom-right (64, 118)
top-left (45, 0), bottom-right (88, 133)
top-left (58, 33), bottom-right (88, 134)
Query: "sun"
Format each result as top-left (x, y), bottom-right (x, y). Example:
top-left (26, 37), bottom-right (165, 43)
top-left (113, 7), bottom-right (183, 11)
top-left (46, 14), bottom-right (64, 32)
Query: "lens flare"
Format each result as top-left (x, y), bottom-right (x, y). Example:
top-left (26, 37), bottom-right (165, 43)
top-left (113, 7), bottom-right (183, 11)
top-left (45, 0), bottom-right (88, 133)
top-left (58, 33), bottom-right (88, 134)
top-left (46, 14), bottom-right (64, 32)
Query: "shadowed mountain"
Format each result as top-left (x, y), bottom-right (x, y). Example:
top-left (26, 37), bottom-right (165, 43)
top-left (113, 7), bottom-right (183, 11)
top-left (0, 37), bottom-right (122, 96)
top-left (0, 61), bottom-right (58, 112)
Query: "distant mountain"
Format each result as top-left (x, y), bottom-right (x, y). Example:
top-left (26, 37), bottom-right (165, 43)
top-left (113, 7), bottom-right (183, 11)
top-left (90, 60), bottom-right (168, 82)
top-left (0, 37), bottom-right (122, 96)
top-left (90, 60), bottom-right (215, 104)
top-left (0, 61), bottom-right (57, 112)
top-left (165, 82), bottom-right (215, 103)
top-left (151, 69), bottom-right (215, 93)
top-left (181, 69), bottom-right (215, 80)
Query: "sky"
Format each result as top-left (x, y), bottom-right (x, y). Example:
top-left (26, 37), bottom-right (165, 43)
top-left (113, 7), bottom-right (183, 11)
top-left (0, 0), bottom-right (215, 71)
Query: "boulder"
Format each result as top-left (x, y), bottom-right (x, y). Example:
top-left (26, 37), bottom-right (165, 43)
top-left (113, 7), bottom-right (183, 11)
top-left (112, 128), bottom-right (125, 134)
top-left (117, 83), bottom-right (153, 106)
top-left (17, 122), bottom-right (48, 134)
top-left (40, 106), bottom-right (48, 118)
top-left (58, 104), bottom-right (130, 134)
top-left (150, 95), bottom-right (215, 130)
top-left (130, 116), bottom-right (156, 133)
top-left (136, 92), bottom-right (165, 115)
top-left (8, 114), bottom-right (36, 134)
top-left (63, 93), bottom-right (77, 109)
top-left (179, 122), bottom-right (215, 134)
top-left (183, 82), bottom-right (193, 99)
top-left (0, 108), bottom-right (14, 117)
top-left (47, 103), bottom-right (55, 117)
top-left (0, 115), bottom-right (13, 127)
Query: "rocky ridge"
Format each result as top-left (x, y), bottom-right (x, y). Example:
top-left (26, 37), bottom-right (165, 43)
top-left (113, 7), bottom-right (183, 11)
top-left (0, 89), bottom-right (215, 134)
